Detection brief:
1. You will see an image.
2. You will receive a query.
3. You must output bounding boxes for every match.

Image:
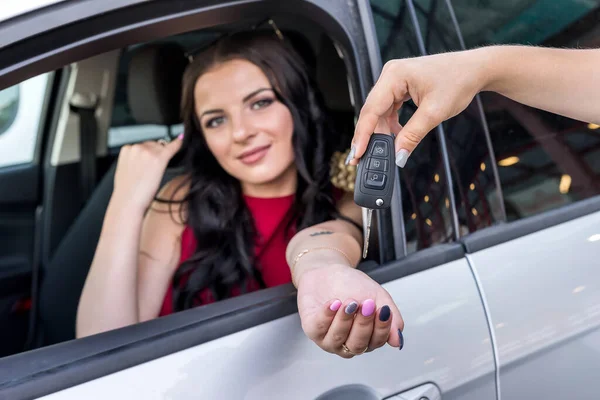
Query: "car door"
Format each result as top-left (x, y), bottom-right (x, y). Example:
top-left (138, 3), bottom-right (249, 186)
top-left (447, 2), bottom-right (600, 399)
top-left (413, 1), bottom-right (600, 399)
top-left (0, 70), bottom-right (54, 357)
top-left (0, 1), bottom-right (495, 399)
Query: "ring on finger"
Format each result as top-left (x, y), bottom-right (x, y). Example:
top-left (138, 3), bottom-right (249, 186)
top-left (341, 343), bottom-right (368, 356)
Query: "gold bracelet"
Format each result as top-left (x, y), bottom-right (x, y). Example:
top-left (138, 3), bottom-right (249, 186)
top-left (290, 247), bottom-right (353, 287)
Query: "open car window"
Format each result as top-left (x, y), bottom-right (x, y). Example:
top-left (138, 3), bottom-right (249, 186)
top-left (0, 0), bottom-right (387, 364)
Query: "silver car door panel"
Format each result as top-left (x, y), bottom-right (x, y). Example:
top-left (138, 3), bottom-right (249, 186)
top-left (466, 202), bottom-right (600, 400)
top-left (36, 259), bottom-right (494, 400)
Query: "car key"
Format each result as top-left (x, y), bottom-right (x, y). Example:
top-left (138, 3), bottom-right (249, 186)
top-left (353, 133), bottom-right (396, 258)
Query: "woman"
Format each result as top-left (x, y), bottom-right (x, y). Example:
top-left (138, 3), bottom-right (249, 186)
top-left (77, 30), bottom-right (404, 357)
top-left (347, 45), bottom-right (600, 168)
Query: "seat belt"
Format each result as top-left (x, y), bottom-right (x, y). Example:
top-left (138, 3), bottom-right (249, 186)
top-left (69, 92), bottom-right (99, 207)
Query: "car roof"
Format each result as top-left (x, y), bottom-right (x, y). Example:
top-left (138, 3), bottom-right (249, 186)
top-left (0, 0), bottom-right (67, 23)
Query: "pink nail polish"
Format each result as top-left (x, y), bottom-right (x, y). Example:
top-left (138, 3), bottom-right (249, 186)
top-left (178, 133), bottom-right (184, 140)
top-left (329, 300), bottom-right (342, 311)
top-left (361, 299), bottom-right (376, 317)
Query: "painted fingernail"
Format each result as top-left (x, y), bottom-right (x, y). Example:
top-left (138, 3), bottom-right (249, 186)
top-left (345, 301), bottom-right (358, 314)
top-left (398, 329), bottom-right (404, 350)
top-left (330, 300), bottom-right (342, 311)
top-left (178, 133), bottom-right (184, 140)
top-left (361, 299), bottom-right (376, 317)
top-left (395, 149), bottom-right (410, 168)
top-left (344, 145), bottom-right (356, 165)
top-left (379, 305), bottom-right (391, 322)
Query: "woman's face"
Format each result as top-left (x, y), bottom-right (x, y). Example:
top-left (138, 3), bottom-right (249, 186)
top-left (193, 59), bottom-right (297, 197)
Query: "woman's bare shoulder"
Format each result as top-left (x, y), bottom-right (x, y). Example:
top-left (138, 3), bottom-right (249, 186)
top-left (159, 174), bottom-right (190, 200)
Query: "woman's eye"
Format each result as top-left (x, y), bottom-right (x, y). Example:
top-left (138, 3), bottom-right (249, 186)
top-left (205, 116), bottom-right (224, 129)
top-left (251, 98), bottom-right (273, 110)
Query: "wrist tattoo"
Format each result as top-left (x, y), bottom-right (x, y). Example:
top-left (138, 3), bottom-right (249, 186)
top-left (309, 230), bottom-right (334, 237)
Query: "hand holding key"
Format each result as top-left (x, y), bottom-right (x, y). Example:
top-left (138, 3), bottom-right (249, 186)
top-left (291, 122), bottom-right (404, 358)
top-left (349, 46), bottom-right (600, 168)
top-left (294, 131), bottom-right (403, 358)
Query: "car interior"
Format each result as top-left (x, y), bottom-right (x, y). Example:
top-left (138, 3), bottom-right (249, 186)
top-left (1, 15), bottom-right (387, 357)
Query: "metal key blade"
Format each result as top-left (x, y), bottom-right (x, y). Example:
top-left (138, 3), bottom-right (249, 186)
top-left (363, 208), bottom-right (373, 258)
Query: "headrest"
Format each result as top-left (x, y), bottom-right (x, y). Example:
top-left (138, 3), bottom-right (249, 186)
top-left (316, 35), bottom-right (353, 112)
top-left (127, 43), bottom-right (188, 126)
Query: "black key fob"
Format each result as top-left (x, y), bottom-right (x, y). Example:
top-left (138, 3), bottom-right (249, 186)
top-left (353, 133), bottom-right (396, 209)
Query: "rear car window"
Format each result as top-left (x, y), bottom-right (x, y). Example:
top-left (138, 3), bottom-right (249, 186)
top-left (0, 73), bottom-right (51, 168)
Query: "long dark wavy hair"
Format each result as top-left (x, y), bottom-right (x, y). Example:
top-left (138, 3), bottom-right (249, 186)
top-left (166, 30), bottom-right (343, 311)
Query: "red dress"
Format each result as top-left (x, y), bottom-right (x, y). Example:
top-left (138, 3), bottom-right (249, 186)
top-left (159, 193), bottom-right (297, 316)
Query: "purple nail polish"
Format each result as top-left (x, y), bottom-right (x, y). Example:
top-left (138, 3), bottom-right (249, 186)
top-left (330, 300), bottom-right (342, 311)
top-left (379, 305), bottom-right (391, 322)
top-left (345, 301), bottom-right (358, 314)
top-left (361, 299), bottom-right (376, 317)
top-left (398, 329), bottom-right (404, 351)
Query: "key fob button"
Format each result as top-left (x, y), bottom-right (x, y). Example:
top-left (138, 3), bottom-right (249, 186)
top-left (371, 140), bottom-right (388, 157)
top-left (364, 172), bottom-right (386, 189)
top-left (368, 157), bottom-right (388, 172)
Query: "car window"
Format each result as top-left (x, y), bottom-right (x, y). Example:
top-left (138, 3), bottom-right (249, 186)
top-left (404, 0), bottom-right (506, 234)
top-left (372, 0), bottom-right (595, 51)
top-left (446, 0), bottom-right (600, 222)
top-left (370, 0), bottom-right (600, 231)
top-left (371, 0), bottom-right (458, 253)
top-left (0, 73), bottom-right (51, 168)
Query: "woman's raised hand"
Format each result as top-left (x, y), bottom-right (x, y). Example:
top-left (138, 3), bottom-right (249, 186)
top-left (112, 135), bottom-right (184, 211)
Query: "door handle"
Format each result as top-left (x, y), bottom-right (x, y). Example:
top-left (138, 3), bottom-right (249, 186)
top-left (314, 383), bottom-right (441, 400)
top-left (314, 384), bottom-right (379, 400)
top-left (388, 383), bottom-right (441, 400)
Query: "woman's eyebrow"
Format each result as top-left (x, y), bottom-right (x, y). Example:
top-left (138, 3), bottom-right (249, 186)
top-left (242, 87), bottom-right (273, 102)
top-left (199, 88), bottom-right (274, 119)
top-left (199, 109), bottom-right (222, 119)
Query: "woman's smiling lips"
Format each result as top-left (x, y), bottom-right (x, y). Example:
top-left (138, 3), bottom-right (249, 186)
top-left (238, 144), bottom-right (272, 164)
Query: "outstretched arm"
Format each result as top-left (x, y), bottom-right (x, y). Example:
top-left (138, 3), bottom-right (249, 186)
top-left (349, 45), bottom-right (600, 167)
top-left (286, 192), bottom-right (404, 358)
